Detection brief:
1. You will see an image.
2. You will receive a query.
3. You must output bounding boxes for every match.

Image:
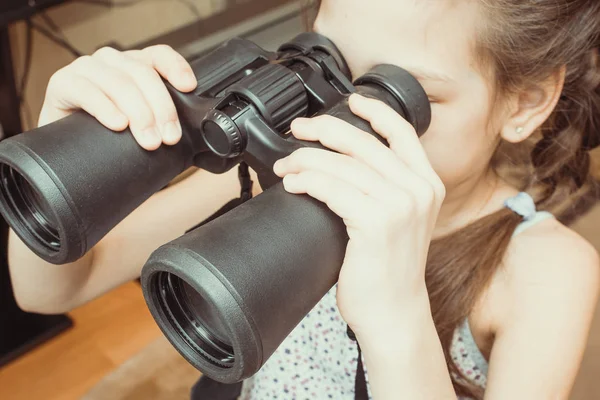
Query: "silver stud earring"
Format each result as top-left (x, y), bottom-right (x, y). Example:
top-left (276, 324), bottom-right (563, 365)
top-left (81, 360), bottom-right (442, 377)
top-left (516, 127), bottom-right (525, 135)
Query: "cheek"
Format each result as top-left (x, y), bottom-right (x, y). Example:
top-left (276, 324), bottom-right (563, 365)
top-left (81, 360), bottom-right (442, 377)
top-left (419, 98), bottom-right (498, 190)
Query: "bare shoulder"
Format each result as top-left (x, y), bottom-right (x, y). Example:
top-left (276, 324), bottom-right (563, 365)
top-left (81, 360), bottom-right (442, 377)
top-left (504, 217), bottom-right (599, 290)
top-left (490, 217), bottom-right (600, 329)
top-left (473, 217), bottom-right (600, 398)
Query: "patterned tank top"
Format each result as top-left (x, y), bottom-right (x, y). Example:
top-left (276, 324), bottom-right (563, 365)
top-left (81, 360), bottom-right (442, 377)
top-left (238, 210), bottom-right (555, 400)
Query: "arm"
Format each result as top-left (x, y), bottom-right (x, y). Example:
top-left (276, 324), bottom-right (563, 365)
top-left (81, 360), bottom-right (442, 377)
top-left (483, 225), bottom-right (600, 399)
top-left (356, 294), bottom-right (456, 400)
top-left (7, 43), bottom-right (261, 314)
top-left (8, 166), bottom-right (245, 314)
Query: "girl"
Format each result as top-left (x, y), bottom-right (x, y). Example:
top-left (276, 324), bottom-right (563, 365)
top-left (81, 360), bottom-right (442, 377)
top-left (8, 0), bottom-right (600, 399)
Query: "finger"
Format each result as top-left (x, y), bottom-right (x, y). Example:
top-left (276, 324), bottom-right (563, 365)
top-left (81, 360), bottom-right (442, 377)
top-left (290, 114), bottom-right (421, 189)
top-left (100, 49), bottom-right (182, 145)
top-left (273, 147), bottom-right (388, 196)
top-left (70, 52), bottom-right (161, 150)
top-left (282, 171), bottom-right (374, 223)
top-left (348, 94), bottom-right (435, 179)
top-left (40, 71), bottom-right (128, 130)
top-left (127, 45), bottom-right (197, 92)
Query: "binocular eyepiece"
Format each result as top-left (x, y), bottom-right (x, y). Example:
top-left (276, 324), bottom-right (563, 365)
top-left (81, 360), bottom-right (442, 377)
top-left (0, 33), bottom-right (431, 383)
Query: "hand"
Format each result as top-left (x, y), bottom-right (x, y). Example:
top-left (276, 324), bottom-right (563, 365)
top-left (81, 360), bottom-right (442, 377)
top-left (273, 94), bottom-right (445, 338)
top-left (38, 45), bottom-right (198, 151)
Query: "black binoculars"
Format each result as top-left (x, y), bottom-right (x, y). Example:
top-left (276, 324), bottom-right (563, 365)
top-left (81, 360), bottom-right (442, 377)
top-left (0, 33), bottom-right (430, 383)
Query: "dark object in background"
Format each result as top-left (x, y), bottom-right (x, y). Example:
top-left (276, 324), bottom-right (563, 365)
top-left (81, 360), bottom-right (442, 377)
top-left (0, 0), bottom-right (66, 27)
top-left (0, 15), bottom-right (72, 368)
top-left (0, 32), bottom-right (431, 383)
top-left (0, 216), bottom-right (72, 367)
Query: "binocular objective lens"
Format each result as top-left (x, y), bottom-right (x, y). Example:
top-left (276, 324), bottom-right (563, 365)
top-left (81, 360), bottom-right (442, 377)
top-left (157, 272), bottom-right (236, 368)
top-left (0, 164), bottom-right (60, 251)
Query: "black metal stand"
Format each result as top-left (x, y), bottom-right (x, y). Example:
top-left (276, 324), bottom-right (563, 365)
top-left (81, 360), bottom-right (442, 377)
top-left (0, 24), bottom-right (72, 369)
top-left (0, 25), bottom-right (22, 139)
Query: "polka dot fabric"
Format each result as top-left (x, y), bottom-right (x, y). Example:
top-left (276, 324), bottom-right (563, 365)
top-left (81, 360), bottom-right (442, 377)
top-left (238, 284), bottom-right (487, 400)
top-left (450, 319), bottom-right (488, 400)
top-left (239, 285), bottom-right (373, 400)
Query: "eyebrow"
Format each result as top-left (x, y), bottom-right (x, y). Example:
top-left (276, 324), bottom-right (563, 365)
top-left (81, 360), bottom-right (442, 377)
top-left (407, 67), bottom-right (456, 83)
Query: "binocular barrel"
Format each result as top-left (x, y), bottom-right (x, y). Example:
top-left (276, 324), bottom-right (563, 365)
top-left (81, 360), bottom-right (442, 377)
top-left (142, 180), bottom-right (348, 381)
top-left (0, 112), bottom-right (195, 264)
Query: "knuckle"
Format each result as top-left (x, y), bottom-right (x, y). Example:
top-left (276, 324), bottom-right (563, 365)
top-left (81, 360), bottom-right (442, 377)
top-left (411, 180), bottom-right (445, 215)
top-left (70, 55), bottom-right (94, 71)
top-left (111, 71), bottom-right (138, 95)
top-left (369, 115), bottom-right (389, 133)
top-left (380, 189), bottom-right (417, 223)
top-left (93, 46), bottom-right (120, 60)
top-left (364, 129), bottom-right (384, 145)
top-left (285, 151), bottom-right (303, 167)
top-left (432, 179), bottom-right (446, 201)
top-left (133, 108), bottom-right (156, 128)
top-left (366, 96), bottom-right (387, 110)
top-left (420, 185), bottom-right (437, 207)
top-left (295, 171), bottom-right (313, 187)
top-left (406, 124), bottom-right (418, 137)
top-left (394, 189), bottom-right (417, 213)
top-left (410, 182), bottom-right (436, 207)
top-left (161, 105), bottom-right (179, 124)
top-left (316, 114), bottom-right (334, 122)
top-left (132, 60), bottom-right (161, 81)
top-left (297, 169), bottom-right (310, 179)
top-left (309, 170), bottom-right (327, 185)
top-left (122, 49), bottom-right (140, 57)
top-left (300, 146), bottom-right (320, 157)
top-left (362, 96), bottom-right (392, 115)
top-left (315, 118), bottom-right (341, 140)
top-left (119, 91), bottom-right (154, 127)
top-left (47, 67), bottom-right (68, 89)
top-left (400, 119), bottom-right (418, 136)
top-left (147, 44), bottom-right (174, 54)
top-left (315, 114), bottom-right (338, 128)
top-left (382, 114), bottom-right (413, 135)
top-left (145, 44), bottom-right (187, 66)
top-left (292, 147), bottom-right (312, 162)
top-left (368, 207), bottom-right (393, 233)
top-left (127, 64), bottom-right (176, 122)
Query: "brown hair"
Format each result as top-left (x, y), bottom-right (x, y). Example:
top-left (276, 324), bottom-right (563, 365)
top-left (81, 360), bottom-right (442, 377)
top-left (305, 0), bottom-right (600, 398)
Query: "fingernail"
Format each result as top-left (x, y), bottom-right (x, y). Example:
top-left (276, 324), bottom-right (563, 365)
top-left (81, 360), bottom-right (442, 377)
top-left (290, 120), bottom-right (305, 133)
top-left (184, 72), bottom-right (197, 87)
top-left (110, 113), bottom-right (128, 130)
top-left (292, 117), bottom-right (310, 127)
top-left (273, 159), bottom-right (285, 175)
top-left (282, 174), bottom-right (298, 190)
top-left (162, 121), bottom-right (181, 143)
top-left (142, 127), bottom-right (161, 145)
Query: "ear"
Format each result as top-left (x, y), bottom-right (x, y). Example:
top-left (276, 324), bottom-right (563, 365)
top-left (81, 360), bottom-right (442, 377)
top-left (500, 66), bottom-right (566, 144)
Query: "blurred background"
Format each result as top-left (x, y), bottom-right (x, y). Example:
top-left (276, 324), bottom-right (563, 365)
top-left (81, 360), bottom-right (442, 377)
top-left (0, 1), bottom-right (598, 399)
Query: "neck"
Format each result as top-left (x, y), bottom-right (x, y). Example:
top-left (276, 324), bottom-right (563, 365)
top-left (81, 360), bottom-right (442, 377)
top-left (433, 168), bottom-right (516, 239)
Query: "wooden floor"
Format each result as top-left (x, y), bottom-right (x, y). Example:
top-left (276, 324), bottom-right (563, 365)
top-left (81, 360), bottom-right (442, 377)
top-left (0, 282), bottom-right (162, 400)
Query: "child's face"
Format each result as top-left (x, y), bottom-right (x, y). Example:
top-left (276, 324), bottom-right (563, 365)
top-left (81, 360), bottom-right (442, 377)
top-left (314, 0), bottom-right (504, 192)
